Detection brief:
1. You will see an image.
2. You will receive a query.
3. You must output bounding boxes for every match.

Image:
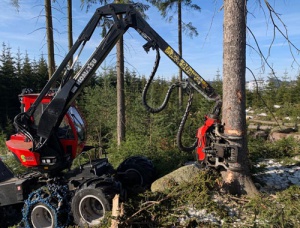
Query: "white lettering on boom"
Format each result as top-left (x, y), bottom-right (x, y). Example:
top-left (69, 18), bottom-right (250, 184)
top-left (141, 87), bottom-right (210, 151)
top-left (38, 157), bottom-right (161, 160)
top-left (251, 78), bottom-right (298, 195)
top-left (75, 58), bottom-right (97, 85)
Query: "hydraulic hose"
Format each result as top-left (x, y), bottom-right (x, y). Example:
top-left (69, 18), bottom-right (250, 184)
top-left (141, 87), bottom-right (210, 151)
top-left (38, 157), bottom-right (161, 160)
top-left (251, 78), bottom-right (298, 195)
top-left (13, 113), bottom-right (36, 151)
top-left (176, 91), bottom-right (198, 152)
top-left (142, 47), bottom-right (197, 151)
top-left (13, 112), bottom-right (49, 151)
top-left (142, 48), bottom-right (178, 113)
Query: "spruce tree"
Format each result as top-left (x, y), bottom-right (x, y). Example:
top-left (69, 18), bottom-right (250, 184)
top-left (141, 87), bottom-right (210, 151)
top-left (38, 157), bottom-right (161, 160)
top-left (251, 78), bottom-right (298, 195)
top-left (0, 43), bottom-right (20, 127)
top-left (20, 52), bottom-right (33, 89)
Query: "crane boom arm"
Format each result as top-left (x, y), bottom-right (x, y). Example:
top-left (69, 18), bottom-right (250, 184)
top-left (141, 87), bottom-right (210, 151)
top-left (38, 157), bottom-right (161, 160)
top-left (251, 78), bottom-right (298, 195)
top-left (21, 3), bottom-right (219, 143)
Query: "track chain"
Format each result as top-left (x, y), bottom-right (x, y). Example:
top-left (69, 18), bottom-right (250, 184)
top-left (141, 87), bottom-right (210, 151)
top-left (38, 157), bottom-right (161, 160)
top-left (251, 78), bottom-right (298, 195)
top-left (22, 180), bottom-right (71, 228)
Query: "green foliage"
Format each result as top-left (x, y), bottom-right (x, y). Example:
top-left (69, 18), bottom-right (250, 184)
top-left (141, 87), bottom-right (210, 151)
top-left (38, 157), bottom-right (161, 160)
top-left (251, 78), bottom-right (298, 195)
top-left (245, 186), bottom-right (300, 227)
top-left (0, 131), bottom-right (7, 154)
top-left (119, 170), bottom-right (223, 227)
top-left (246, 73), bottom-right (300, 121)
top-left (0, 43), bottom-right (48, 129)
top-left (248, 136), bottom-right (300, 162)
top-left (0, 119), bottom-right (14, 155)
top-left (107, 133), bottom-right (193, 177)
top-left (0, 43), bottom-right (20, 128)
top-left (274, 103), bottom-right (300, 122)
top-left (78, 69), bottom-right (208, 176)
top-left (78, 81), bottom-right (117, 144)
top-left (147, 0), bottom-right (201, 37)
top-left (2, 155), bottom-right (27, 174)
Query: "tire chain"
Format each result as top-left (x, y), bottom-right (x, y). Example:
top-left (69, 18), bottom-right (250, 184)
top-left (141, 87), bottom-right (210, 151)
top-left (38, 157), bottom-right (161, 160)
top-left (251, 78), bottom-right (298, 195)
top-left (22, 181), bottom-right (72, 228)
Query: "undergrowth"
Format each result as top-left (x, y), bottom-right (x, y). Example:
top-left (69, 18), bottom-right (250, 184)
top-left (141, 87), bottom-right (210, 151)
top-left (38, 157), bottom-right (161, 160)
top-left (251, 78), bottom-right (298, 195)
top-left (3, 131), bottom-right (300, 227)
top-left (248, 136), bottom-right (300, 162)
top-left (113, 136), bottom-right (300, 227)
top-left (245, 186), bottom-right (300, 227)
top-left (106, 133), bottom-right (193, 177)
top-left (118, 170), bottom-right (226, 227)
top-left (2, 155), bottom-right (27, 175)
top-left (117, 177), bottom-right (300, 227)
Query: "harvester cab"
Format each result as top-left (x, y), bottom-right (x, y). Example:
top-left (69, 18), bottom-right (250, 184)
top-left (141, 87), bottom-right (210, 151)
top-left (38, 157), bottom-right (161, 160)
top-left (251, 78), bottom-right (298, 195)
top-left (6, 89), bottom-right (86, 173)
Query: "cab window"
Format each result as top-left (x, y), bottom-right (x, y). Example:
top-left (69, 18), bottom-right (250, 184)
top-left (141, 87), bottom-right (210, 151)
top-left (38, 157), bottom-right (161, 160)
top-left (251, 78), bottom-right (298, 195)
top-left (57, 117), bottom-right (74, 139)
top-left (68, 107), bottom-right (86, 143)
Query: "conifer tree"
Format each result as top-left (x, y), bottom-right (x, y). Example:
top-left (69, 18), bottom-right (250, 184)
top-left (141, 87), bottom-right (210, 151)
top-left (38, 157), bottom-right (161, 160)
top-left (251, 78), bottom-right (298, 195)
top-left (0, 44), bottom-right (19, 127)
top-left (20, 52), bottom-right (33, 89)
top-left (32, 55), bottom-right (48, 91)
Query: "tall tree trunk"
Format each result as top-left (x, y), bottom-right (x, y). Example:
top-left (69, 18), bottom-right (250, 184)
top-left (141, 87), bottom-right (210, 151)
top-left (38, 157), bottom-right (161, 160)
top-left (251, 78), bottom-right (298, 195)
top-left (67, 0), bottom-right (73, 67)
top-left (45, 0), bottom-right (55, 78)
top-left (222, 0), bottom-right (258, 196)
top-left (116, 0), bottom-right (125, 146)
top-left (178, 0), bottom-right (183, 108)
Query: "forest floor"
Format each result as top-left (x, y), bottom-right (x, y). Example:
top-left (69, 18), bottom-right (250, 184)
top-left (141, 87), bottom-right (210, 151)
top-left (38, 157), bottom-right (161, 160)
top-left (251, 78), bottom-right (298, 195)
top-left (5, 157), bottom-right (300, 228)
top-left (5, 158), bottom-right (299, 228)
top-left (172, 158), bottom-right (300, 227)
top-left (177, 114), bottom-right (300, 227)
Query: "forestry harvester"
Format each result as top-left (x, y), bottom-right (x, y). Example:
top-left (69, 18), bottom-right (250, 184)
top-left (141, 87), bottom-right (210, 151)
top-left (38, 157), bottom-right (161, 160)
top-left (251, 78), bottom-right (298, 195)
top-left (0, 3), bottom-right (239, 227)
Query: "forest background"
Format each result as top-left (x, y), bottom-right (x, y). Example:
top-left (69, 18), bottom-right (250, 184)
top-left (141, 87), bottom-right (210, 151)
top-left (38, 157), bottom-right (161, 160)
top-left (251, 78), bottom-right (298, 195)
top-left (1, 44), bottom-right (300, 176)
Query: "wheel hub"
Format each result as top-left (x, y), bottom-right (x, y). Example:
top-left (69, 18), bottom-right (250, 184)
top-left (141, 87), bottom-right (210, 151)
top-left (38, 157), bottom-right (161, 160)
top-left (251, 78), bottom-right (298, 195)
top-left (125, 168), bottom-right (143, 186)
top-left (79, 195), bottom-right (105, 226)
top-left (31, 204), bottom-right (54, 228)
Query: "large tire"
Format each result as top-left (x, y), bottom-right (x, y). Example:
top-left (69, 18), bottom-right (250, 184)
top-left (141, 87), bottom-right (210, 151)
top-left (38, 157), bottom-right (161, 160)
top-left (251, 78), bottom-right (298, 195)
top-left (22, 185), bottom-right (70, 228)
top-left (0, 207), bottom-right (3, 225)
top-left (71, 178), bottom-right (120, 227)
top-left (30, 202), bottom-right (56, 228)
top-left (116, 156), bottom-right (155, 193)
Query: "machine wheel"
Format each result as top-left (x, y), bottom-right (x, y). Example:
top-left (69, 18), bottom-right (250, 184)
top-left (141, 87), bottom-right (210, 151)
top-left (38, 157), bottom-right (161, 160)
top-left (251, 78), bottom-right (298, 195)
top-left (117, 156), bottom-right (155, 193)
top-left (71, 178), bottom-right (120, 227)
top-left (30, 202), bottom-right (56, 228)
top-left (22, 185), bottom-right (71, 228)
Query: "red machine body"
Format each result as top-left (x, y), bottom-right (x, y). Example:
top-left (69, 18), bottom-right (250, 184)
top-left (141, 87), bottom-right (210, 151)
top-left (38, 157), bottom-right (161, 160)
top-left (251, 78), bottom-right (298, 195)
top-left (6, 93), bottom-right (86, 169)
top-left (196, 116), bottom-right (220, 162)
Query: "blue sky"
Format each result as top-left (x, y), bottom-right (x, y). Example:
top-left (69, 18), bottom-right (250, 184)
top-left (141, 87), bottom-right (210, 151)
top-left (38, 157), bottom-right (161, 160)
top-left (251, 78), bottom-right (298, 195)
top-left (0, 0), bottom-right (299, 81)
